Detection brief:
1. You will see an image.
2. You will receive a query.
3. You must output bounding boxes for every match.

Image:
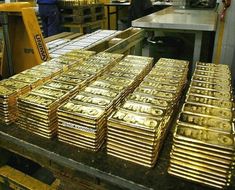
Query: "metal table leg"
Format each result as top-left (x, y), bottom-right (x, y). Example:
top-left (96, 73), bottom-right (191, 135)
top-left (0, 13), bottom-right (14, 76)
top-left (192, 31), bottom-right (203, 71)
top-left (107, 6), bottom-right (111, 30)
top-left (116, 6), bottom-right (119, 30)
top-left (134, 40), bottom-right (143, 56)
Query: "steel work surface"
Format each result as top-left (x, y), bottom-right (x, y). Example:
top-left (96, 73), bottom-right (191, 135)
top-left (0, 124), bottom-right (234, 190)
top-left (104, 2), bottom-right (172, 6)
top-left (132, 7), bottom-right (217, 31)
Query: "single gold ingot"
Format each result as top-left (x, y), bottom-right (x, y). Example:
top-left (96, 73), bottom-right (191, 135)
top-left (191, 81), bottom-right (231, 91)
top-left (72, 92), bottom-right (113, 108)
top-left (84, 86), bottom-right (119, 99)
top-left (121, 101), bottom-right (165, 117)
top-left (18, 93), bottom-right (57, 108)
top-left (182, 103), bottom-right (232, 120)
top-left (171, 146), bottom-right (234, 167)
top-left (173, 140), bottom-right (235, 160)
top-left (170, 154), bottom-right (231, 174)
top-left (135, 86), bottom-right (176, 100)
top-left (192, 75), bottom-right (230, 85)
top-left (178, 112), bottom-right (233, 133)
top-left (186, 95), bottom-right (232, 110)
top-left (90, 80), bottom-right (126, 91)
top-left (188, 86), bottom-right (232, 100)
top-left (169, 163), bottom-right (230, 183)
top-left (128, 93), bottom-right (170, 108)
top-left (109, 109), bottom-right (161, 131)
top-left (174, 125), bottom-right (235, 151)
top-left (194, 70), bottom-right (230, 80)
top-left (168, 167), bottom-right (228, 189)
top-left (170, 158), bottom-right (230, 178)
top-left (58, 100), bottom-right (105, 123)
top-left (44, 81), bottom-right (78, 92)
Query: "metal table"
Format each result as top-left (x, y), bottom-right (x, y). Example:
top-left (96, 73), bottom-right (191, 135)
top-left (104, 1), bottom-right (172, 30)
top-left (0, 123), bottom-right (234, 190)
top-left (132, 7), bottom-right (218, 70)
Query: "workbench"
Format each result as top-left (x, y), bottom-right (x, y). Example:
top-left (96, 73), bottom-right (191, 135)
top-left (104, 1), bottom-right (172, 30)
top-left (0, 123), bottom-right (234, 190)
top-left (132, 7), bottom-right (218, 71)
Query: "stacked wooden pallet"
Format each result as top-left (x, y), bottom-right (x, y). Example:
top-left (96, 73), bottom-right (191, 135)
top-left (59, 2), bottom-right (105, 33)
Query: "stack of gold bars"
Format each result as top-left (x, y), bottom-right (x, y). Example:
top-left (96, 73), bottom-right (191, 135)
top-left (57, 55), bottom-right (153, 151)
top-left (43, 49), bottom-right (96, 73)
top-left (0, 80), bottom-right (30, 124)
top-left (17, 52), bottom-right (123, 138)
top-left (107, 58), bottom-right (189, 167)
top-left (14, 49), bottom-right (93, 84)
top-left (168, 62), bottom-right (234, 189)
top-left (0, 50), bottom-right (94, 125)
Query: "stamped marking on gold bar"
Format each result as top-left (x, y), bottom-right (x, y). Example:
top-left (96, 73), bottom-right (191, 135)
top-left (109, 109), bottom-right (160, 130)
top-left (186, 95), bottom-right (232, 109)
top-left (128, 93), bottom-right (169, 108)
top-left (191, 81), bottom-right (230, 91)
top-left (136, 87), bottom-right (175, 100)
top-left (193, 75), bottom-right (230, 85)
top-left (19, 93), bottom-right (56, 107)
top-left (188, 87), bottom-right (231, 100)
top-left (183, 103), bottom-right (232, 120)
top-left (59, 100), bottom-right (104, 120)
top-left (122, 101), bottom-right (165, 117)
top-left (175, 125), bottom-right (235, 149)
top-left (84, 87), bottom-right (118, 98)
top-left (178, 112), bottom-right (232, 132)
top-left (72, 93), bottom-right (112, 107)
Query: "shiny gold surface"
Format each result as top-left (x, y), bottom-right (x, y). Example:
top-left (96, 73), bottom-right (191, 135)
top-left (128, 93), bottom-right (170, 108)
top-left (194, 70), bottom-right (230, 79)
top-left (136, 86), bottom-right (175, 100)
top-left (191, 81), bottom-right (231, 91)
top-left (171, 146), bottom-right (234, 167)
top-left (168, 167), bottom-right (228, 189)
top-left (59, 100), bottom-right (105, 121)
top-left (188, 86), bottom-right (232, 100)
top-left (107, 58), bottom-right (189, 167)
top-left (84, 86), bottom-right (119, 98)
top-left (178, 112), bottom-right (233, 133)
top-left (57, 55), bottom-right (153, 150)
top-left (192, 75), bottom-right (230, 85)
top-left (183, 103), bottom-right (232, 120)
top-left (186, 95), bottom-right (232, 109)
top-left (175, 125), bottom-right (234, 150)
top-left (168, 62), bottom-right (234, 189)
top-left (72, 92), bottom-right (113, 108)
top-left (122, 101), bottom-right (165, 117)
top-left (90, 80), bottom-right (126, 91)
top-left (110, 109), bottom-right (160, 130)
top-left (173, 139), bottom-right (235, 158)
top-left (0, 86), bottom-right (17, 98)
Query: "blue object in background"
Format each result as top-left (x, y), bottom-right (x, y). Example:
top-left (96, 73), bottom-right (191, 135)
top-left (37, 0), bottom-right (60, 37)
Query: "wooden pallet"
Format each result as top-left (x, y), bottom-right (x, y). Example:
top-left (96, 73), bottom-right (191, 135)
top-left (62, 19), bottom-right (105, 34)
top-left (61, 13), bottom-right (105, 24)
top-left (61, 14), bottom-right (93, 24)
top-left (59, 4), bottom-right (104, 16)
